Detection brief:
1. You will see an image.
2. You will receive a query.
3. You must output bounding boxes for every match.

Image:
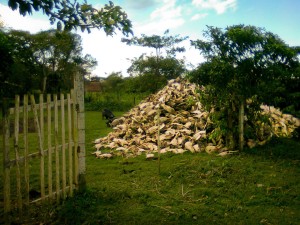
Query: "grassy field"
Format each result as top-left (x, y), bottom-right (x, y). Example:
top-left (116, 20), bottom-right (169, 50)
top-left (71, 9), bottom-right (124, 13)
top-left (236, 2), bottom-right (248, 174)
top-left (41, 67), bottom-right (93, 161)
top-left (1, 111), bottom-right (300, 224)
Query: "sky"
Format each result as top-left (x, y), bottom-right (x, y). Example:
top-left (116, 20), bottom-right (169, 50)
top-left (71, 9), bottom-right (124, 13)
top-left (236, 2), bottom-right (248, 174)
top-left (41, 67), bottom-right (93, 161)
top-left (0, 0), bottom-right (299, 77)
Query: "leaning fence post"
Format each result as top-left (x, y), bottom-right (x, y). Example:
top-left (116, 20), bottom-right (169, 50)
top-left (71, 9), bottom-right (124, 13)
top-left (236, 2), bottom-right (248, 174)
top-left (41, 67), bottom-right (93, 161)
top-left (74, 72), bottom-right (86, 191)
top-left (2, 98), bottom-right (11, 218)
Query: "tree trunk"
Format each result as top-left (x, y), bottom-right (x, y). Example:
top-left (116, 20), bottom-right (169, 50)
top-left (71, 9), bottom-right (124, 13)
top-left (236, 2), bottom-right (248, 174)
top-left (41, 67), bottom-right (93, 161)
top-left (226, 105), bottom-right (235, 150)
top-left (42, 76), bottom-right (47, 94)
top-left (238, 101), bottom-right (244, 151)
top-left (42, 66), bottom-right (47, 93)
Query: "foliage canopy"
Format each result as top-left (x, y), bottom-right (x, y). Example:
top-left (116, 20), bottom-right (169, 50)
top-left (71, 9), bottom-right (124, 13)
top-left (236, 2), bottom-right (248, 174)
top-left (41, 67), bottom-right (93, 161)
top-left (0, 28), bottom-right (97, 97)
top-left (122, 29), bottom-right (188, 57)
top-left (122, 30), bottom-right (188, 93)
top-left (189, 25), bottom-right (299, 150)
top-left (6, 0), bottom-right (133, 35)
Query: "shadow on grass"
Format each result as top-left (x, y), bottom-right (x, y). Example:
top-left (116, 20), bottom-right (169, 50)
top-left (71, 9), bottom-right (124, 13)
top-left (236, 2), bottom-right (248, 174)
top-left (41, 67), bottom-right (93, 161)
top-left (54, 190), bottom-right (109, 225)
top-left (51, 188), bottom-right (164, 225)
top-left (3, 137), bottom-right (300, 224)
top-left (244, 137), bottom-right (300, 161)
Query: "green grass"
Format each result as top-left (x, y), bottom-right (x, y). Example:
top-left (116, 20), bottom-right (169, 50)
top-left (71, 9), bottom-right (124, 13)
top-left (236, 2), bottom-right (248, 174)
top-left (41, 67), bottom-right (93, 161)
top-left (1, 111), bottom-right (300, 224)
top-left (84, 92), bottom-right (149, 111)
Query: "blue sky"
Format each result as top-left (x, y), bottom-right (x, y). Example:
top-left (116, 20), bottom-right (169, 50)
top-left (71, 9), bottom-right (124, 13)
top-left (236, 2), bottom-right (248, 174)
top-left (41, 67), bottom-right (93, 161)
top-left (0, 0), bottom-right (299, 77)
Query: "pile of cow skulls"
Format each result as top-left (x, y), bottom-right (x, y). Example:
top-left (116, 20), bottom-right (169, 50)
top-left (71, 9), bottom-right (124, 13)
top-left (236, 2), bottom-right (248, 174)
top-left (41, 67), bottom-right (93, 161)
top-left (93, 78), bottom-right (300, 159)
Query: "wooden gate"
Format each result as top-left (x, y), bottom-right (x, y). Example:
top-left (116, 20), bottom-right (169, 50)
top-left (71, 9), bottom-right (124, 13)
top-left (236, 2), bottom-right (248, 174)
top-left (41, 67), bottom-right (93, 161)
top-left (1, 73), bottom-right (86, 214)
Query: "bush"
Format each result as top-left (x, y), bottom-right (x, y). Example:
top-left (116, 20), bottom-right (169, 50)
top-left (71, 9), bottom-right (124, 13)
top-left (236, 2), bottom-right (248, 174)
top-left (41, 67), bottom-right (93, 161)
top-left (84, 92), bottom-right (149, 111)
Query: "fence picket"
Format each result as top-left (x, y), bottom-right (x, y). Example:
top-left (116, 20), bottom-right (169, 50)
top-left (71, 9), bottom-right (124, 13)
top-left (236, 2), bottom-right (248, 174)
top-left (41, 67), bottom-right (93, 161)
top-left (47, 94), bottom-right (53, 201)
top-left (30, 95), bottom-right (45, 203)
top-left (61, 94), bottom-right (66, 199)
top-left (67, 94), bottom-right (73, 196)
top-left (54, 94), bottom-right (60, 202)
top-left (2, 88), bottom-right (81, 215)
top-left (23, 95), bottom-right (29, 206)
top-left (14, 95), bottom-right (22, 212)
top-left (71, 89), bottom-right (78, 187)
top-left (39, 94), bottom-right (45, 201)
top-left (3, 99), bottom-right (11, 213)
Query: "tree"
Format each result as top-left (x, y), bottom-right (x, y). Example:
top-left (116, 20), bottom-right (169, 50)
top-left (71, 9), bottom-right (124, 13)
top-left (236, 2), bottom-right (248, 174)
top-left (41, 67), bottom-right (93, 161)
top-left (31, 29), bottom-right (96, 92)
top-left (1, 0), bottom-right (132, 96)
top-left (75, 54), bottom-right (97, 79)
top-left (1, 29), bottom-right (40, 96)
top-left (0, 29), bottom-right (15, 98)
top-left (0, 28), bottom-right (98, 96)
top-left (6, 0), bottom-right (132, 35)
top-left (122, 30), bottom-right (188, 92)
top-left (122, 30), bottom-right (188, 59)
top-left (102, 71), bottom-right (123, 92)
top-left (189, 25), bottom-right (299, 150)
top-left (128, 54), bottom-right (186, 93)
top-left (31, 29), bottom-right (80, 92)
top-left (261, 46), bottom-right (300, 117)
top-left (100, 72), bottom-right (125, 103)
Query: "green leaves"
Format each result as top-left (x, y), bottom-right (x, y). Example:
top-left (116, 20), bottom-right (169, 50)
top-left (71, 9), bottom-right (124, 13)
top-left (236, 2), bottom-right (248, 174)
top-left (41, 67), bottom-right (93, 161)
top-left (1, 28), bottom-right (97, 95)
top-left (122, 30), bottom-right (188, 57)
top-left (122, 30), bottom-right (188, 93)
top-left (189, 24), bottom-right (300, 149)
top-left (6, 0), bottom-right (133, 35)
top-left (191, 24), bottom-right (299, 98)
top-left (8, 0), bottom-right (17, 10)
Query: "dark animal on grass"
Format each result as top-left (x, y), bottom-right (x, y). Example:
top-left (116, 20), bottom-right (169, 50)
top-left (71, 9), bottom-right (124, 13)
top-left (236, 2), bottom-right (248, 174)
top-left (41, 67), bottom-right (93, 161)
top-left (106, 117), bottom-right (115, 127)
top-left (102, 108), bottom-right (115, 120)
top-left (102, 108), bottom-right (115, 127)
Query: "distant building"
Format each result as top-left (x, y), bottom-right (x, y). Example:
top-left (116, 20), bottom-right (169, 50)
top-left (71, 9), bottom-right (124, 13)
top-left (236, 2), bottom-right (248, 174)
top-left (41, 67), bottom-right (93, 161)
top-left (90, 76), bottom-right (106, 82)
top-left (85, 81), bottom-right (102, 92)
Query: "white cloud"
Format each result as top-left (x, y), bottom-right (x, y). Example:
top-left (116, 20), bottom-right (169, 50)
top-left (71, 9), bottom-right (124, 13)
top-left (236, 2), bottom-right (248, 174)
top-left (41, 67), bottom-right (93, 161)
top-left (192, 0), bottom-right (237, 14)
top-left (135, 18), bottom-right (185, 34)
top-left (125, 0), bottom-right (158, 10)
top-left (190, 13), bottom-right (209, 21)
top-left (0, 4), bottom-right (53, 33)
top-left (135, 0), bottom-right (185, 34)
top-left (150, 0), bottom-right (181, 20)
top-left (0, 3), bottom-right (136, 77)
top-left (0, 2), bottom-right (202, 77)
top-left (80, 31), bottom-right (149, 77)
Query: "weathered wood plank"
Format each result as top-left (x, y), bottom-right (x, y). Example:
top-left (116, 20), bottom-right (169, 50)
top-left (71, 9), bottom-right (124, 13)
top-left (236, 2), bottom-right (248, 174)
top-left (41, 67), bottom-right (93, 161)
top-left (14, 95), bottom-right (22, 212)
top-left (30, 185), bottom-right (74, 204)
top-left (3, 98), bottom-right (11, 213)
top-left (74, 72), bottom-right (86, 191)
top-left (54, 94), bottom-right (60, 202)
top-left (71, 89), bottom-right (78, 187)
top-left (67, 93), bottom-right (73, 196)
top-left (8, 143), bottom-right (74, 167)
top-left (47, 94), bottom-right (53, 201)
top-left (9, 100), bottom-right (74, 115)
top-left (61, 94), bottom-right (66, 199)
top-left (3, 88), bottom-right (79, 213)
top-left (23, 95), bottom-right (30, 206)
top-left (39, 94), bottom-right (45, 201)
top-left (30, 95), bottom-right (45, 202)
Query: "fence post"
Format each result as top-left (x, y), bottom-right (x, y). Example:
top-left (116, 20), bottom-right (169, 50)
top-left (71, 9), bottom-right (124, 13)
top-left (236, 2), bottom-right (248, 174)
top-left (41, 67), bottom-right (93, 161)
top-left (2, 98), bottom-right (11, 221)
top-left (74, 72), bottom-right (86, 191)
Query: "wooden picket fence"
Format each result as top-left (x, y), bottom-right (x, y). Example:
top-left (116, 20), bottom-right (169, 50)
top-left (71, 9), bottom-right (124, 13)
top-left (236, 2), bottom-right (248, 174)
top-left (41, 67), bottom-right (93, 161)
top-left (1, 74), bottom-right (86, 223)
top-left (1, 91), bottom-right (81, 214)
